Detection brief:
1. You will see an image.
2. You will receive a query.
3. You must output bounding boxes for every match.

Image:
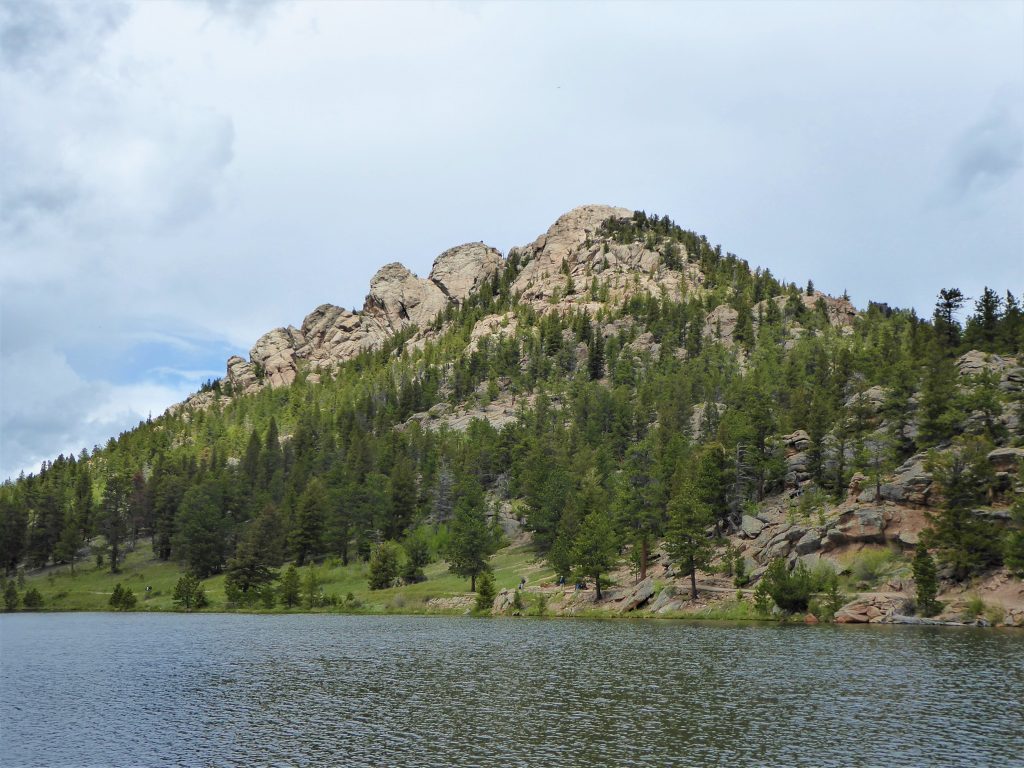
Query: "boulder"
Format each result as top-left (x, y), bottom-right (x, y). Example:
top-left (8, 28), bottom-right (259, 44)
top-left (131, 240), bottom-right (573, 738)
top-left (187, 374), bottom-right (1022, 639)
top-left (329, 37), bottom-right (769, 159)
top-left (794, 529), bottom-right (823, 555)
top-left (956, 350), bottom-right (1011, 378)
top-left (614, 576), bottom-right (655, 613)
top-left (430, 242), bottom-right (503, 303)
top-left (491, 589), bottom-right (516, 615)
top-left (741, 514), bottom-right (765, 538)
top-left (987, 447), bottom-right (1024, 473)
top-left (649, 585), bottom-right (678, 613)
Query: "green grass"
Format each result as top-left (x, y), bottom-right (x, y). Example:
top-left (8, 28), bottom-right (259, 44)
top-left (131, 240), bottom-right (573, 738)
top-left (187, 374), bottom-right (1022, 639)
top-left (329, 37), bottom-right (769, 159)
top-left (19, 538), bottom-right (556, 614)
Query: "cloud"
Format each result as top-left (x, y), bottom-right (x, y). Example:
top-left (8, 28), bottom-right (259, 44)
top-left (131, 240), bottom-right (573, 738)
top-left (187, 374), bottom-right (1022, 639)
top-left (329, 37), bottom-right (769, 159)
top-left (0, 0), bottom-right (128, 72)
top-left (0, 346), bottom-right (196, 480)
top-left (0, 1), bottom-right (234, 239)
top-left (947, 95), bottom-right (1024, 198)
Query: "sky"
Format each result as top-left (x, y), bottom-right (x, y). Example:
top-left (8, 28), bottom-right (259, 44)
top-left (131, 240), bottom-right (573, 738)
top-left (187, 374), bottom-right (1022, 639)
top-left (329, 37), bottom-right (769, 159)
top-left (1, 0), bottom-right (1022, 481)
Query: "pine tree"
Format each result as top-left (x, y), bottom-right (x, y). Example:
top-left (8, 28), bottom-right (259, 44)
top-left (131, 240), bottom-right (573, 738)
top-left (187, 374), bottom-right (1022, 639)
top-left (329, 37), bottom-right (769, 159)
top-left (474, 570), bottom-right (497, 611)
top-left (664, 478), bottom-right (715, 599)
top-left (280, 564), bottom-right (301, 608)
top-left (924, 438), bottom-right (1001, 581)
top-left (290, 478), bottom-right (327, 566)
top-left (912, 542), bottom-right (939, 616)
top-left (4, 581), bottom-right (19, 611)
top-left (444, 477), bottom-right (499, 591)
top-left (100, 472), bottom-right (132, 573)
top-left (571, 506), bottom-right (618, 600)
top-left (368, 541), bottom-right (401, 590)
top-left (172, 573), bottom-right (207, 611)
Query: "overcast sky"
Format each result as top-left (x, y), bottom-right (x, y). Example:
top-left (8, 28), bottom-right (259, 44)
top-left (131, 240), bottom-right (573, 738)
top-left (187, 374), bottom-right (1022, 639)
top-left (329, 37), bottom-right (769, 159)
top-left (1, 0), bottom-right (1022, 481)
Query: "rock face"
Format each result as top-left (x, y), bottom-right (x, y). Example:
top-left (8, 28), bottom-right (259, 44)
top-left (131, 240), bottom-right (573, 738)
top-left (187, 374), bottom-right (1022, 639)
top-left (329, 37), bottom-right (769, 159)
top-left (511, 204), bottom-right (700, 311)
top-left (430, 242), bottom-right (503, 302)
top-left (206, 243), bottom-right (503, 400)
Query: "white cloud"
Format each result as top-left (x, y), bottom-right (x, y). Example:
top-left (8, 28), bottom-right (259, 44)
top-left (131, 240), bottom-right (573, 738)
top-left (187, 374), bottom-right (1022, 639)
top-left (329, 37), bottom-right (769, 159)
top-left (1, 0), bottom-right (1022, 480)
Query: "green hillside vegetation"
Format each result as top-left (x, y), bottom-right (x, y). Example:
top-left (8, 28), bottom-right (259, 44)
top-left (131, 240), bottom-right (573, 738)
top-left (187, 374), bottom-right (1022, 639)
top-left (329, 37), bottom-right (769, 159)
top-left (2, 210), bottom-right (1022, 615)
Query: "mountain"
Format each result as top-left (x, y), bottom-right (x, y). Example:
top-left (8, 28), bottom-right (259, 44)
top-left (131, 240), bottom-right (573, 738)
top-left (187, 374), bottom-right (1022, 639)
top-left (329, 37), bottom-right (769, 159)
top-left (3, 205), bottom-right (1023, 624)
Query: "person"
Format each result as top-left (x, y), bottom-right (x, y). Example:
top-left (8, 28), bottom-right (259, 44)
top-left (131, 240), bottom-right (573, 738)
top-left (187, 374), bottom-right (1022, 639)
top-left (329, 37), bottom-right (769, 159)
top-left (519, 577), bottom-right (526, 590)
top-left (557, 574), bottom-right (566, 587)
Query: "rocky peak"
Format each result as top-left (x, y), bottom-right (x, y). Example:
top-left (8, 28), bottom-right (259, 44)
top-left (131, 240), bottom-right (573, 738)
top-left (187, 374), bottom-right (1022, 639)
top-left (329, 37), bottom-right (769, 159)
top-left (364, 262), bottom-right (448, 334)
top-left (511, 203), bottom-right (698, 311)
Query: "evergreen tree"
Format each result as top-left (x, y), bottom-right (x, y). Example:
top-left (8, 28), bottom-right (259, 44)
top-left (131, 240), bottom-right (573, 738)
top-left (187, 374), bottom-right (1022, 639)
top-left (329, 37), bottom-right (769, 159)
top-left (474, 570), bottom-right (496, 612)
top-left (664, 478), bottom-right (715, 599)
top-left (924, 438), bottom-right (1001, 581)
top-left (911, 542), bottom-right (939, 616)
top-left (4, 580), bottom-right (19, 611)
top-left (588, 325), bottom-right (605, 380)
top-left (290, 478), bottom-right (327, 566)
top-left (444, 477), bottom-right (499, 591)
top-left (172, 573), bottom-right (207, 611)
top-left (570, 505), bottom-right (618, 600)
top-left (1004, 496), bottom-right (1024, 578)
top-left (100, 473), bottom-right (132, 573)
top-left (22, 587), bottom-right (44, 610)
top-left (368, 541), bottom-right (401, 590)
top-left (280, 564), bottom-right (301, 608)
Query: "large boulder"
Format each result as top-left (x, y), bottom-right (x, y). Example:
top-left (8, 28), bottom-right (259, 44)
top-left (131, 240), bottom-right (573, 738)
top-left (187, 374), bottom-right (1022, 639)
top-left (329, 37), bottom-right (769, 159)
top-left (987, 446), bottom-right (1024, 473)
top-left (430, 242), bottom-right (503, 302)
top-left (611, 576), bottom-right (655, 612)
top-left (741, 514), bottom-right (765, 538)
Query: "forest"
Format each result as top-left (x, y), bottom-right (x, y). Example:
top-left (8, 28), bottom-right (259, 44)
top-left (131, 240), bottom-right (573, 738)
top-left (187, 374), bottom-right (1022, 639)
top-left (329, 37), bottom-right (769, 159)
top-left (2, 210), bottom-right (1022, 613)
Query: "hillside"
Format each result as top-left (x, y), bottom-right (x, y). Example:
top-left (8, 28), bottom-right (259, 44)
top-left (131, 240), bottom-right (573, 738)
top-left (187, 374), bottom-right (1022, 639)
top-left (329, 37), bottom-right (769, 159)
top-left (2, 205), bottom-right (1022, 625)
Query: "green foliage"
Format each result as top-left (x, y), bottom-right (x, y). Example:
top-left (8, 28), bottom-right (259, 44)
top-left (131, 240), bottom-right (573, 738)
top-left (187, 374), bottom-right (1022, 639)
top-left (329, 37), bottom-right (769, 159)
top-left (2, 206), bottom-right (1019, 610)
top-left (761, 558), bottom-right (814, 614)
top-left (474, 570), bottom-right (496, 611)
top-left (664, 477), bottom-right (715, 599)
top-left (752, 578), bottom-right (773, 616)
top-left (279, 564), bottom-right (301, 608)
top-left (1005, 496), bottom-right (1024, 577)
top-left (368, 541), bottom-right (401, 590)
top-left (3, 580), bottom-right (18, 611)
top-left (108, 582), bottom-right (136, 611)
top-left (925, 438), bottom-right (1002, 581)
top-left (303, 567), bottom-right (324, 609)
top-left (571, 505), bottom-right (619, 601)
top-left (912, 542), bottom-right (940, 617)
top-left (401, 529), bottom-right (432, 584)
top-left (172, 573), bottom-right (207, 611)
top-left (21, 586), bottom-right (43, 610)
top-left (444, 476), bottom-right (501, 591)
top-left (848, 547), bottom-right (897, 586)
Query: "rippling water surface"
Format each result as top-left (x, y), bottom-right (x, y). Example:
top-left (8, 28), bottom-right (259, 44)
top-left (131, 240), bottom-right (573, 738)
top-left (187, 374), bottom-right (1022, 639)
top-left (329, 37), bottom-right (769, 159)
top-left (2, 613), bottom-right (1022, 767)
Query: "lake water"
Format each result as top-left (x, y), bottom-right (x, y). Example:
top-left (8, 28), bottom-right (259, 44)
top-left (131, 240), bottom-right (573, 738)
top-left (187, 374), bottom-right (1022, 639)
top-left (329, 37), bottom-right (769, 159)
top-left (1, 614), bottom-right (1022, 767)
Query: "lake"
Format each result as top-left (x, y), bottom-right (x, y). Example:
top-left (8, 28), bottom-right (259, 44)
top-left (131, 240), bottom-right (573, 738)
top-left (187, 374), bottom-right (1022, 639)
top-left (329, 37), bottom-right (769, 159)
top-left (1, 614), bottom-right (1022, 767)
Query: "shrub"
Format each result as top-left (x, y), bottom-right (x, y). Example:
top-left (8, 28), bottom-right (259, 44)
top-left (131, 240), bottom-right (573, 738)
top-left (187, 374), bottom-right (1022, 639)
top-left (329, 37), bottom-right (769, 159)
top-left (962, 595), bottom-right (986, 621)
top-left (849, 547), bottom-right (897, 585)
top-left (762, 558), bottom-right (814, 614)
top-left (22, 587), bottom-right (44, 610)
top-left (753, 578), bottom-right (773, 616)
top-left (368, 542), bottom-right (401, 590)
top-left (108, 583), bottom-right (135, 611)
top-left (172, 574), bottom-right (207, 611)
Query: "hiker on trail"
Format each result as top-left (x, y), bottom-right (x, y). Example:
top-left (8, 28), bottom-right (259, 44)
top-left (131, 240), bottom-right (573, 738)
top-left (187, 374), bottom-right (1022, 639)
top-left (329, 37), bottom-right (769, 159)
top-left (519, 577), bottom-right (526, 590)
